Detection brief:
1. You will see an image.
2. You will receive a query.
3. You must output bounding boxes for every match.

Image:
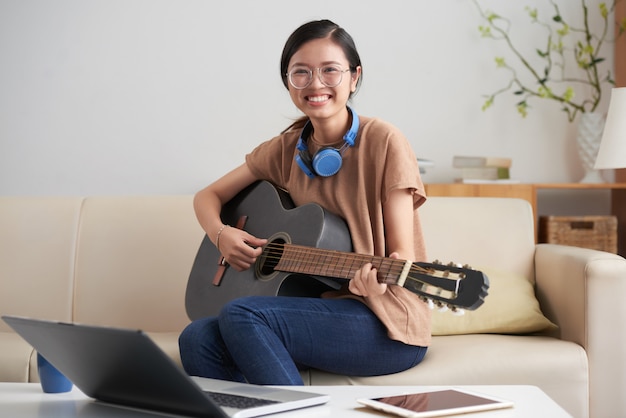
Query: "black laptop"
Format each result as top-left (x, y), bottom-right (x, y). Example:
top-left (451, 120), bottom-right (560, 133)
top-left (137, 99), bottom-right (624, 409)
top-left (2, 315), bottom-right (329, 418)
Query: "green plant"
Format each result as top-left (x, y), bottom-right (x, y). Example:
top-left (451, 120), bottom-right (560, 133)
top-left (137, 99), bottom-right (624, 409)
top-left (473, 0), bottom-right (625, 122)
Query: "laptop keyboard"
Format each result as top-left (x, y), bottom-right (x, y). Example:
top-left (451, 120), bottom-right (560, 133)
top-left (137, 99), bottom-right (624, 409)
top-left (205, 391), bottom-right (280, 409)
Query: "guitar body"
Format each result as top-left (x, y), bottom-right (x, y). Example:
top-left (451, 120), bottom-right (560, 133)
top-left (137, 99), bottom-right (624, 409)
top-left (185, 181), bottom-right (353, 320)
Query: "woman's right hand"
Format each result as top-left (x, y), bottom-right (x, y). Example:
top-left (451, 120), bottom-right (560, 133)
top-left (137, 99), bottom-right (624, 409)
top-left (193, 163), bottom-right (266, 271)
top-left (216, 225), bottom-right (267, 272)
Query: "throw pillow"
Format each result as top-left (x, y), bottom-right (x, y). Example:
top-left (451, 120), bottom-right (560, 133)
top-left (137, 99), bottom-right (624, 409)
top-left (431, 266), bottom-right (557, 335)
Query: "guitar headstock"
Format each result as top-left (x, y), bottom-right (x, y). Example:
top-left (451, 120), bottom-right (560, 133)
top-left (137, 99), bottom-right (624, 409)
top-left (402, 261), bottom-right (489, 314)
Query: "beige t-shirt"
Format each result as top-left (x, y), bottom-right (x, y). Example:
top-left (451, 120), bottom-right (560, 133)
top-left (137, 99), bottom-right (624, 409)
top-left (245, 115), bottom-right (431, 346)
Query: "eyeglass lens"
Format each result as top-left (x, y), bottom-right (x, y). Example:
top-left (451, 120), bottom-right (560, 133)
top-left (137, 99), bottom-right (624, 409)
top-left (288, 66), bottom-right (347, 89)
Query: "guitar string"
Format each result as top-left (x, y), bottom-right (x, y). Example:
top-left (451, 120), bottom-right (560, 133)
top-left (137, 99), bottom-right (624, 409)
top-left (263, 243), bottom-right (417, 273)
top-left (258, 244), bottom-right (472, 306)
top-left (260, 243), bottom-right (436, 282)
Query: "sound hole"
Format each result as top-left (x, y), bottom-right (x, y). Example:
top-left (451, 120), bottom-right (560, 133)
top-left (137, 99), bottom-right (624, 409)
top-left (255, 232), bottom-right (290, 281)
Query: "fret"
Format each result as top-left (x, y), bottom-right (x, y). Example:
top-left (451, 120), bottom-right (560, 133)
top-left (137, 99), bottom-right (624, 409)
top-left (273, 243), bottom-right (404, 284)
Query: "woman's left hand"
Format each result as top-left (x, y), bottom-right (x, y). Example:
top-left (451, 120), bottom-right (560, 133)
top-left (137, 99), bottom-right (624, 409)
top-left (349, 252), bottom-right (401, 297)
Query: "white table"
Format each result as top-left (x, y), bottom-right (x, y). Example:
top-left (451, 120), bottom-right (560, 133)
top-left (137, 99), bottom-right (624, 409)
top-left (0, 383), bottom-right (571, 417)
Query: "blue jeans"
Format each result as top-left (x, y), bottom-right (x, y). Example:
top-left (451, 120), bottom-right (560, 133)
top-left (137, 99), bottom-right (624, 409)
top-left (179, 296), bottom-right (427, 385)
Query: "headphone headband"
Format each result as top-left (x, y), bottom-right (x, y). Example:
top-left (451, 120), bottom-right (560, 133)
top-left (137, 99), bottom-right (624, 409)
top-left (342, 106), bottom-right (359, 146)
top-left (295, 107), bottom-right (359, 178)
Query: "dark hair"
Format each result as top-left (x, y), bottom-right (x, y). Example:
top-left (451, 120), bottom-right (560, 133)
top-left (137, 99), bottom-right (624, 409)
top-left (280, 19), bottom-right (362, 96)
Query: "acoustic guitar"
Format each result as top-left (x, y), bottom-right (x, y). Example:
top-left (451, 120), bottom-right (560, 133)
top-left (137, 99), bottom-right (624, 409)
top-left (185, 181), bottom-right (489, 320)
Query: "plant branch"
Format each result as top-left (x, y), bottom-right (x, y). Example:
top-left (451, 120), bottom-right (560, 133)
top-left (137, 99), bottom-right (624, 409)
top-left (472, 0), bottom-right (619, 121)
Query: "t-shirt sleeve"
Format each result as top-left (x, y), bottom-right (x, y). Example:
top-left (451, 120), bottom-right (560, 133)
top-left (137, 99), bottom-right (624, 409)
top-left (375, 121), bottom-right (426, 208)
top-left (245, 134), bottom-right (294, 187)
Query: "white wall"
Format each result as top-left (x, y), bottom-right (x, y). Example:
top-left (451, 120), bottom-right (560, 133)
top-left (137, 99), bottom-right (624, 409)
top-left (0, 0), bottom-right (616, 196)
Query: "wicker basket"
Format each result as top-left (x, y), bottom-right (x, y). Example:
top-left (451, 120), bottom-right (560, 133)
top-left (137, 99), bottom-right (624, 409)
top-left (539, 215), bottom-right (617, 253)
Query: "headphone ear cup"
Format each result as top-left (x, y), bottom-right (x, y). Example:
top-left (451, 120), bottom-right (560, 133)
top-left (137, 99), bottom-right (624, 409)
top-left (295, 108), bottom-right (358, 178)
top-left (295, 149), bottom-right (316, 178)
top-left (312, 148), bottom-right (343, 177)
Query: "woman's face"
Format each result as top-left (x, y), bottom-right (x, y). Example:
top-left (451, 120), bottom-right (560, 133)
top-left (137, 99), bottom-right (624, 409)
top-left (286, 37), bottom-right (361, 125)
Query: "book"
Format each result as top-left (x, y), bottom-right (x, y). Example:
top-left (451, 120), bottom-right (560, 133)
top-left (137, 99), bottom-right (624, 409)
top-left (458, 166), bottom-right (510, 180)
top-left (417, 158), bottom-right (435, 174)
top-left (453, 156), bottom-right (512, 169)
top-left (458, 178), bottom-right (521, 184)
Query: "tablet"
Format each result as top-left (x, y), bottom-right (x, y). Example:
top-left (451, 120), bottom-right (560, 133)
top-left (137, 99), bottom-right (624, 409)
top-left (357, 388), bottom-right (514, 418)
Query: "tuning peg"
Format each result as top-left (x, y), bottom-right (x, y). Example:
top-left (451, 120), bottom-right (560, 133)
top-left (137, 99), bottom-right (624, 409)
top-left (424, 298), bottom-right (434, 310)
top-left (450, 306), bottom-right (465, 316)
top-left (463, 264), bottom-right (472, 270)
top-left (433, 301), bottom-right (448, 312)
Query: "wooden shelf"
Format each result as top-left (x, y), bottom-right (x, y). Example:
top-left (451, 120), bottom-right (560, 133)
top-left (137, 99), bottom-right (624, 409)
top-left (425, 183), bottom-right (626, 255)
top-left (534, 183), bottom-right (626, 189)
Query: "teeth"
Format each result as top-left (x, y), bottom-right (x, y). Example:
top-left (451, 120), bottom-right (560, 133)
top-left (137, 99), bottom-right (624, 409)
top-left (308, 95), bottom-right (329, 102)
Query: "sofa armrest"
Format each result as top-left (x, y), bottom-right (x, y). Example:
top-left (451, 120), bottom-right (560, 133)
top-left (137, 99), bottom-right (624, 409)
top-left (535, 243), bottom-right (626, 417)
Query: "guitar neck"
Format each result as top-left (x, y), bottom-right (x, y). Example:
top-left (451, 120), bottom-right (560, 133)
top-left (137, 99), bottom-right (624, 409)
top-left (269, 243), bottom-right (407, 284)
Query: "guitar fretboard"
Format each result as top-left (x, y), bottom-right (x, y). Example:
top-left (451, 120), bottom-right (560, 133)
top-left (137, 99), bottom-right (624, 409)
top-left (265, 243), bottom-right (411, 285)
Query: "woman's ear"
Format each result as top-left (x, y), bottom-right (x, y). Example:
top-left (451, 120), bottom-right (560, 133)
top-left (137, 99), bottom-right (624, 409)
top-left (351, 66), bottom-right (362, 92)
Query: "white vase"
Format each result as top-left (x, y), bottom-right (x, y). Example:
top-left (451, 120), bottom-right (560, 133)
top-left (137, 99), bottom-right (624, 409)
top-left (576, 112), bottom-right (605, 183)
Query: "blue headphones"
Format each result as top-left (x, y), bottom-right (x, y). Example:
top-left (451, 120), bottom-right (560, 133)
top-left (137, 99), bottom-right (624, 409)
top-left (295, 107), bottom-right (359, 178)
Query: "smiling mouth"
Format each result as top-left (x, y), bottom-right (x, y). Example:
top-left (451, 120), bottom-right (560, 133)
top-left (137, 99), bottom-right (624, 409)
top-left (307, 95), bottom-right (331, 103)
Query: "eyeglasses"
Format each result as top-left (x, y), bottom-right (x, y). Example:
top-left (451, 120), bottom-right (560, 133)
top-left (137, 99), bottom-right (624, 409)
top-left (286, 65), bottom-right (351, 89)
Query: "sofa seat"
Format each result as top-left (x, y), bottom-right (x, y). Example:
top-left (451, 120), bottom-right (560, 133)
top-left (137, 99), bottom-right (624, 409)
top-left (0, 333), bottom-right (34, 382)
top-left (306, 334), bottom-right (588, 416)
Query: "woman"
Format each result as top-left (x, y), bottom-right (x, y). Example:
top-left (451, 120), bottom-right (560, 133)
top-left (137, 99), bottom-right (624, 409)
top-left (179, 19), bottom-right (431, 385)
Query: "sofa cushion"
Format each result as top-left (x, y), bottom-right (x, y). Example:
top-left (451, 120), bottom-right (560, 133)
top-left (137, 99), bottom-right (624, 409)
top-left (420, 197), bottom-right (536, 284)
top-left (72, 196), bottom-right (204, 332)
top-left (0, 197), bottom-right (83, 332)
top-left (431, 267), bottom-right (557, 335)
top-left (308, 334), bottom-right (589, 418)
top-left (420, 197), bottom-right (553, 335)
top-left (0, 333), bottom-right (34, 382)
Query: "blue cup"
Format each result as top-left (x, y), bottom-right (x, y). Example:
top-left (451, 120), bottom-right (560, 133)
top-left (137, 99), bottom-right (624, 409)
top-left (37, 352), bottom-right (73, 393)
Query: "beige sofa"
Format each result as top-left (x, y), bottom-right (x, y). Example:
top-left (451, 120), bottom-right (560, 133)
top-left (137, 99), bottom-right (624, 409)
top-left (1, 194), bottom-right (625, 418)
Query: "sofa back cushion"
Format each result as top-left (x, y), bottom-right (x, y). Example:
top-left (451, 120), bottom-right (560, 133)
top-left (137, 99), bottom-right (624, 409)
top-left (420, 196), bottom-right (535, 283)
top-left (72, 196), bottom-right (204, 332)
top-left (0, 197), bottom-right (83, 332)
top-left (420, 197), bottom-right (554, 335)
